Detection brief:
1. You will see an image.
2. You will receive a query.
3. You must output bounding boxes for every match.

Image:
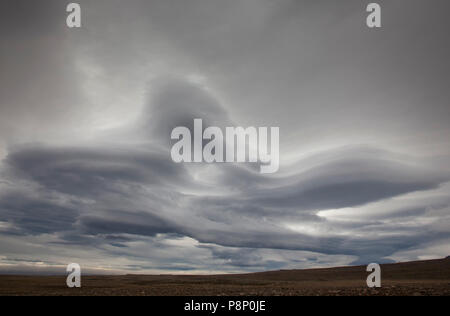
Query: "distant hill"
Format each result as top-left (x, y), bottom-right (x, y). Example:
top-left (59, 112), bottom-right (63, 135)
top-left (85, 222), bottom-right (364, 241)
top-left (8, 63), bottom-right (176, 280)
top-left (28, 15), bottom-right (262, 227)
top-left (243, 257), bottom-right (450, 282)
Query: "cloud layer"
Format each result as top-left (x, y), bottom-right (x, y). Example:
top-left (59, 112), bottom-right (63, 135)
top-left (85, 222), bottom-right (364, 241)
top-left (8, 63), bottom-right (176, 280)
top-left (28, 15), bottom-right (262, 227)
top-left (1, 0), bottom-right (450, 273)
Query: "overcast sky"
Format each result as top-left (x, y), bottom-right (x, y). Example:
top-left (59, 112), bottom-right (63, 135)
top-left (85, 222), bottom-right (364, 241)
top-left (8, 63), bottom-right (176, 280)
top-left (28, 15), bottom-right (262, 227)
top-left (0, 0), bottom-right (449, 274)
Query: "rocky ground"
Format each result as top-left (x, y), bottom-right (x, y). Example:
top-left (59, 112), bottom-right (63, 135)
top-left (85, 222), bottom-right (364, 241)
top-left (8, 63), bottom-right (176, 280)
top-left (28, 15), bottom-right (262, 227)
top-left (1, 257), bottom-right (449, 296)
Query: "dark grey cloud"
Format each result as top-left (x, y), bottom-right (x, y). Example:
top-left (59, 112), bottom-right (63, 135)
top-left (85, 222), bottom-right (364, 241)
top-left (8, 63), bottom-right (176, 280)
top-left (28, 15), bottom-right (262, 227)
top-left (5, 144), bottom-right (189, 196)
top-left (0, 194), bottom-right (78, 235)
top-left (250, 152), bottom-right (449, 210)
top-left (79, 213), bottom-right (176, 238)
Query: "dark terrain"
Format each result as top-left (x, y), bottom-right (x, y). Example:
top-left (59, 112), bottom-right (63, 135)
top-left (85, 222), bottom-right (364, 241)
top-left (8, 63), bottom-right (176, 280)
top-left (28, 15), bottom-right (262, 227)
top-left (1, 257), bottom-right (449, 296)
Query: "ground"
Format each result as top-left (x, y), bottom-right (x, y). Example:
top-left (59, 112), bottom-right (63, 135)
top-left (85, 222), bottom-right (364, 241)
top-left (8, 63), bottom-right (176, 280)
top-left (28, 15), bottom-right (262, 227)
top-left (1, 258), bottom-right (449, 296)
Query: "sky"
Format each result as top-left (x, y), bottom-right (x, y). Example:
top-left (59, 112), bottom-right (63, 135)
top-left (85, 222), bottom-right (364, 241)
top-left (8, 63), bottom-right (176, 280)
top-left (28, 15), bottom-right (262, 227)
top-left (0, 0), bottom-right (449, 274)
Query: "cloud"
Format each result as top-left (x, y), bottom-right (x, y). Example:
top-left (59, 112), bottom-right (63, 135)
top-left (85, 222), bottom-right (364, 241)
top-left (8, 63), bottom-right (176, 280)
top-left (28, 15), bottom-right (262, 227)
top-left (246, 147), bottom-right (449, 210)
top-left (1, 78), bottom-right (448, 271)
top-left (1, 1), bottom-right (450, 273)
top-left (79, 213), bottom-right (176, 238)
top-left (5, 144), bottom-right (189, 196)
